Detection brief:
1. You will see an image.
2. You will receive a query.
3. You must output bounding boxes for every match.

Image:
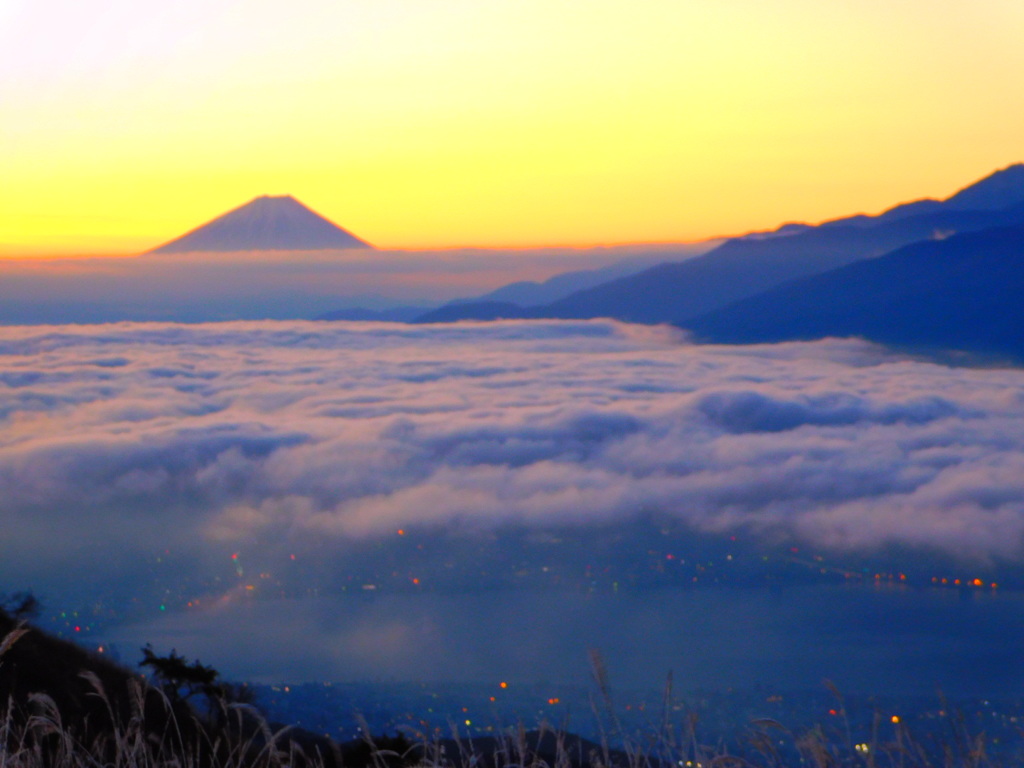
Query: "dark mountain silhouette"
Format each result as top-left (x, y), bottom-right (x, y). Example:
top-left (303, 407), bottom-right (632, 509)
top-left (943, 163), bottom-right (1024, 210)
top-left (148, 195), bottom-right (373, 253)
top-left (416, 163), bottom-right (1024, 325)
top-left (683, 225), bottom-right (1024, 359)
top-left (535, 204), bottom-right (1024, 324)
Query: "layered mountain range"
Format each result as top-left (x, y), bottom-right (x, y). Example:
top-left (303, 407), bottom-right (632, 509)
top-left (413, 164), bottom-right (1024, 359)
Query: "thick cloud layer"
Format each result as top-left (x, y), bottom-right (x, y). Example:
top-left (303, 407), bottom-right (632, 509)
top-left (2, 319), bottom-right (1024, 601)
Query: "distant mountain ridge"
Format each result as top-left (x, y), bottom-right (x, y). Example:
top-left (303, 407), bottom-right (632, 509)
top-left (148, 195), bottom-right (372, 254)
top-left (944, 163), bottom-right (1024, 210)
top-left (415, 163), bottom-right (1024, 326)
top-left (447, 243), bottom-right (719, 308)
top-left (465, 255), bottom-right (682, 307)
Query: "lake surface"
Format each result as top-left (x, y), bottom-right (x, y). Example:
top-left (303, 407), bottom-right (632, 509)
top-left (108, 583), bottom-right (1024, 698)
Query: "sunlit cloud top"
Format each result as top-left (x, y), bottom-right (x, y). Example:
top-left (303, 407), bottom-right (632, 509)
top-left (2, 0), bottom-right (1023, 253)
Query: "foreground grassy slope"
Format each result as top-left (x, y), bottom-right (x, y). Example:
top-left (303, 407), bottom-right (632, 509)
top-left (0, 605), bottom-right (1012, 768)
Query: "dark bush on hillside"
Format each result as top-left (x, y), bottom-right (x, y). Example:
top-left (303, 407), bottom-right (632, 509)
top-left (0, 590), bottom-right (40, 620)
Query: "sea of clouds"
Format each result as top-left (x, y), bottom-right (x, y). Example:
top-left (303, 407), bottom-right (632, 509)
top-left (3, 317), bottom-right (1024, 595)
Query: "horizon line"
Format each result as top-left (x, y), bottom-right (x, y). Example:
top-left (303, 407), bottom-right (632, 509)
top-left (0, 236), bottom-right (727, 260)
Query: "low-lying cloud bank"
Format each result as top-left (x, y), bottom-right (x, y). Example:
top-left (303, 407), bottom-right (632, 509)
top-left (2, 319), bottom-right (1024, 600)
top-left (0, 244), bottom-right (712, 323)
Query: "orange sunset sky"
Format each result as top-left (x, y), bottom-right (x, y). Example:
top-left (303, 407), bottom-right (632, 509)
top-left (2, 0), bottom-right (1023, 256)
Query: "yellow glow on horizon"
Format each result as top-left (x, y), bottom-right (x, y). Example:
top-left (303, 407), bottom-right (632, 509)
top-left (2, 0), bottom-right (1023, 254)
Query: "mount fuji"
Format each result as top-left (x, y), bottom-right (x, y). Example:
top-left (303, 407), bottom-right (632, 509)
top-left (148, 195), bottom-right (373, 254)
